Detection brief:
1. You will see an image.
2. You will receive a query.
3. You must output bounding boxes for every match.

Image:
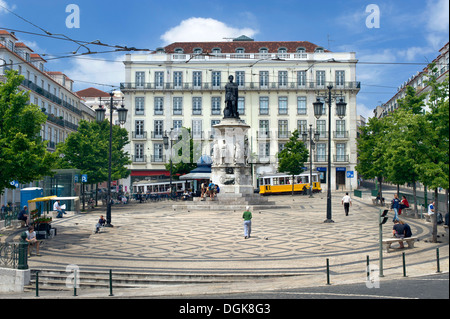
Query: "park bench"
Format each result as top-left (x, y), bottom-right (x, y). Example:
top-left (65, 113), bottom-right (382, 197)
top-left (382, 236), bottom-right (418, 253)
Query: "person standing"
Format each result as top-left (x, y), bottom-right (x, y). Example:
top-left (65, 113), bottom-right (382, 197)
top-left (242, 206), bottom-right (252, 239)
top-left (341, 192), bottom-right (352, 216)
top-left (390, 194), bottom-right (401, 222)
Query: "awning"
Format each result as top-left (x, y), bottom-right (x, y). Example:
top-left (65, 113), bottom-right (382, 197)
top-left (179, 172), bottom-right (211, 180)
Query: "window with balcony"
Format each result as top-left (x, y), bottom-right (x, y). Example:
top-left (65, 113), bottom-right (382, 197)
top-left (153, 143), bottom-right (164, 162)
top-left (134, 143), bottom-right (145, 162)
top-left (155, 72), bottom-right (164, 88)
top-left (317, 119), bottom-right (326, 138)
top-left (316, 143), bottom-right (326, 161)
top-left (259, 120), bottom-right (269, 138)
top-left (192, 120), bottom-right (202, 139)
top-left (297, 70), bottom-right (306, 87)
top-left (259, 71), bottom-right (269, 87)
top-left (316, 71), bottom-right (325, 87)
top-left (278, 120), bottom-right (289, 138)
top-left (235, 71), bottom-right (245, 87)
top-left (297, 120), bottom-right (307, 135)
top-left (134, 120), bottom-right (145, 138)
top-left (135, 72), bottom-right (145, 87)
top-left (336, 71), bottom-right (345, 87)
top-left (173, 71), bottom-right (183, 88)
top-left (278, 71), bottom-right (288, 87)
top-left (193, 71), bottom-right (202, 88)
top-left (212, 71), bottom-right (221, 87)
top-left (335, 120), bottom-right (347, 138)
top-left (336, 143), bottom-right (347, 162)
top-left (153, 120), bottom-right (163, 138)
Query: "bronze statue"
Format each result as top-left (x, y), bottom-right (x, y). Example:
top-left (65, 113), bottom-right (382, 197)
top-left (224, 75), bottom-right (239, 119)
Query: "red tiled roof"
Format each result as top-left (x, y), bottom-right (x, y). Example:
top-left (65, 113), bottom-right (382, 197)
top-left (76, 87), bottom-right (110, 98)
top-left (0, 30), bottom-right (18, 40)
top-left (164, 40), bottom-right (327, 54)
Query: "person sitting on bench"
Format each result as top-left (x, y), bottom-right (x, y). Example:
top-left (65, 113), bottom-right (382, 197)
top-left (25, 226), bottom-right (40, 256)
top-left (393, 220), bottom-right (412, 248)
top-left (53, 200), bottom-right (66, 218)
top-left (17, 205), bottom-right (29, 227)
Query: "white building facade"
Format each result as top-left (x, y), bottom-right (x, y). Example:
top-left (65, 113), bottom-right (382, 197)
top-left (121, 37), bottom-right (360, 192)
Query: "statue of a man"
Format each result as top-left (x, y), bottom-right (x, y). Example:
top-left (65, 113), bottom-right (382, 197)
top-left (224, 75), bottom-right (239, 119)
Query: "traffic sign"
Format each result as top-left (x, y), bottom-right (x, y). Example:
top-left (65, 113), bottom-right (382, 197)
top-left (81, 174), bottom-right (88, 183)
top-left (347, 171), bottom-right (354, 178)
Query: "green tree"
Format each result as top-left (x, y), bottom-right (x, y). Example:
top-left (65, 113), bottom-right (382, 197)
top-left (415, 68), bottom-right (449, 242)
top-left (355, 116), bottom-right (389, 198)
top-left (56, 119), bottom-right (131, 195)
top-left (277, 130), bottom-right (309, 195)
top-left (383, 86), bottom-right (427, 218)
top-left (0, 70), bottom-right (56, 193)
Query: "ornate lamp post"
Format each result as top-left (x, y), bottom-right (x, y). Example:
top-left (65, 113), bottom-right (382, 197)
top-left (95, 92), bottom-right (128, 227)
top-left (313, 85), bottom-right (347, 223)
top-left (302, 124), bottom-right (320, 197)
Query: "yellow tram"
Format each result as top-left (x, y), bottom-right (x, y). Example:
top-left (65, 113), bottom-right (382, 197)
top-left (259, 172), bottom-right (322, 195)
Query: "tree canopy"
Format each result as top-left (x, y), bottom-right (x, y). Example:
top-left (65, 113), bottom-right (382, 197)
top-left (0, 70), bottom-right (56, 193)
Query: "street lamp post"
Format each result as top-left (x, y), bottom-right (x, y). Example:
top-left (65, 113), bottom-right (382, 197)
top-left (163, 129), bottom-right (174, 199)
top-left (313, 85), bottom-right (347, 223)
top-left (95, 92), bottom-right (128, 227)
top-left (302, 124), bottom-right (320, 197)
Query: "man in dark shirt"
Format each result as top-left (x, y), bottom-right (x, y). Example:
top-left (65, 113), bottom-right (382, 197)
top-left (393, 220), bottom-right (407, 248)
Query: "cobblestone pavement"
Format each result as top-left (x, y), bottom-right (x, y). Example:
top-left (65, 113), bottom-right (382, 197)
top-left (2, 189), bottom-right (448, 297)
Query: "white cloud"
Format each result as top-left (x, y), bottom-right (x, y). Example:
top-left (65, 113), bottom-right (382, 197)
top-left (0, 0), bottom-right (15, 13)
top-left (62, 55), bottom-right (125, 92)
top-left (424, 0), bottom-right (449, 49)
top-left (160, 17), bottom-right (258, 44)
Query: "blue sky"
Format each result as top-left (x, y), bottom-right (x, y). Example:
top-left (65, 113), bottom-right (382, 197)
top-left (1, 0), bottom-right (448, 119)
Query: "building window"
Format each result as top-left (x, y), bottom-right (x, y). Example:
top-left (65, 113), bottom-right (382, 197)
top-left (135, 144), bottom-right (145, 161)
top-left (317, 119), bottom-right (326, 138)
top-left (316, 143), bottom-right (326, 161)
top-left (193, 48), bottom-right (202, 54)
top-left (235, 71), bottom-right (245, 87)
top-left (155, 72), bottom-right (164, 88)
top-left (336, 120), bottom-right (346, 138)
top-left (336, 143), bottom-right (347, 161)
top-left (297, 120), bottom-right (307, 134)
top-left (135, 72), bottom-right (145, 87)
top-left (278, 71), bottom-right (288, 87)
top-left (238, 97), bottom-right (245, 115)
top-left (211, 97), bottom-right (221, 115)
top-left (297, 71), bottom-right (306, 87)
top-left (336, 71), bottom-right (345, 87)
top-left (278, 120), bottom-right (289, 138)
top-left (153, 143), bottom-right (164, 162)
top-left (193, 97), bottom-right (202, 115)
top-left (278, 97), bottom-right (288, 115)
top-left (135, 120), bottom-right (144, 137)
top-left (259, 47), bottom-right (268, 54)
top-left (173, 120), bottom-right (182, 131)
top-left (297, 96), bottom-right (307, 115)
top-left (235, 47), bottom-right (245, 53)
top-left (154, 97), bottom-right (164, 115)
top-left (259, 71), bottom-right (269, 87)
top-left (173, 97), bottom-right (183, 115)
top-left (212, 71), bottom-right (221, 87)
top-left (259, 96), bottom-right (269, 115)
top-left (193, 71), bottom-right (202, 87)
top-left (152, 121), bottom-right (164, 140)
top-left (316, 71), bottom-right (325, 87)
top-left (135, 97), bottom-right (145, 115)
top-left (315, 47), bottom-right (324, 53)
top-left (173, 71), bottom-right (183, 88)
top-left (258, 143), bottom-right (270, 158)
top-left (192, 120), bottom-right (202, 139)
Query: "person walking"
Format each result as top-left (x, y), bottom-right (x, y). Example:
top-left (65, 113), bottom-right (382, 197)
top-left (341, 192), bottom-right (352, 216)
top-left (242, 206), bottom-right (252, 239)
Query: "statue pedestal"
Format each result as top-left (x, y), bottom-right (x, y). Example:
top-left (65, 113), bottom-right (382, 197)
top-left (210, 118), bottom-right (251, 194)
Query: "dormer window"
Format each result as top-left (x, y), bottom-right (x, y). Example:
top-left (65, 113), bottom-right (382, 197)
top-left (193, 48), bottom-right (203, 54)
top-left (235, 47), bottom-right (245, 53)
top-left (212, 47), bottom-right (221, 54)
top-left (259, 47), bottom-right (268, 54)
top-left (174, 48), bottom-right (184, 54)
top-left (296, 47), bottom-right (306, 53)
top-left (315, 47), bottom-right (324, 53)
top-left (278, 47), bottom-right (287, 53)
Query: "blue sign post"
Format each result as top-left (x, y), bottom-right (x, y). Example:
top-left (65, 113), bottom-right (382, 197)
top-left (347, 171), bottom-right (354, 178)
top-left (81, 174), bottom-right (88, 183)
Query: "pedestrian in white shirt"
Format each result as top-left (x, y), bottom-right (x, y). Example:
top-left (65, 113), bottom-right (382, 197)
top-left (342, 192), bottom-right (352, 216)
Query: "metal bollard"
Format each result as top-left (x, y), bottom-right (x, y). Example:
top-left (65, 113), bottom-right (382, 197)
top-left (18, 232), bottom-right (28, 270)
top-left (326, 258), bottom-right (331, 285)
top-left (402, 252), bottom-right (407, 277)
top-left (73, 268), bottom-right (78, 296)
top-left (35, 271), bottom-right (39, 298)
top-left (436, 248), bottom-right (441, 273)
top-left (109, 269), bottom-right (114, 296)
top-left (366, 255), bottom-right (370, 279)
